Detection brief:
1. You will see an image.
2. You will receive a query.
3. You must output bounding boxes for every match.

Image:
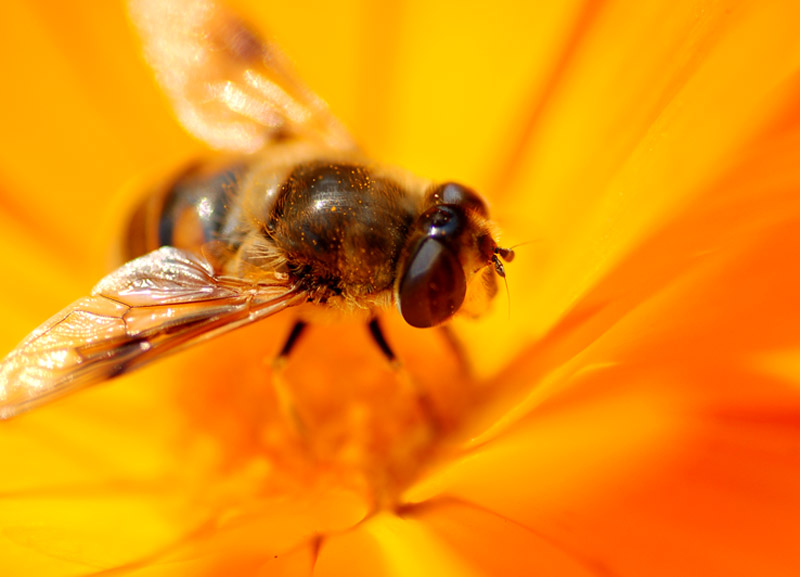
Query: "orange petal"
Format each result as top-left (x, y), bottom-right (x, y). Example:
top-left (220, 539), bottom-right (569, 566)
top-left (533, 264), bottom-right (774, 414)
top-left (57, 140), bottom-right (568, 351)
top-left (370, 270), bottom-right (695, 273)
top-left (462, 0), bottom-right (800, 373)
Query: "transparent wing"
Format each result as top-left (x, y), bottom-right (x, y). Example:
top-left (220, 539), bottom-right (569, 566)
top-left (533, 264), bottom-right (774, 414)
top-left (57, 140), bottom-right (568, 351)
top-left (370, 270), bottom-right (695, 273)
top-left (0, 247), bottom-right (305, 419)
top-left (128, 0), bottom-right (356, 153)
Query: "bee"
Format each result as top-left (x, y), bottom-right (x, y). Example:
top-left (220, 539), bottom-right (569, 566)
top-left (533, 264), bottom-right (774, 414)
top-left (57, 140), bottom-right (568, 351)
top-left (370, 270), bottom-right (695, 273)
top-left (0, 0), bottom-right (513, 419)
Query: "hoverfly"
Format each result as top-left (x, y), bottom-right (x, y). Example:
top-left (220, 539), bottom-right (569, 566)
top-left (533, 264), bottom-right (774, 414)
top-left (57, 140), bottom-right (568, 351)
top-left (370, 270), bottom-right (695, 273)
top-left (0, 0), bottom-right (513, 419)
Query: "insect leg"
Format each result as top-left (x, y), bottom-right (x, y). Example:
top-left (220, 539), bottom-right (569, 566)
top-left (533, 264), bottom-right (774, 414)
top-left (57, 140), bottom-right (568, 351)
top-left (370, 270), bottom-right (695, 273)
top-left (277, 320), bottom-right (308, 359)
top-left (437, 324), bottom-right (473, 376)
top-left (271, 320), bottom-right (309, 437)
top-left (367, 318), bottom-right (441, 434)
top-left (367, 318), bottom-right (396, 364)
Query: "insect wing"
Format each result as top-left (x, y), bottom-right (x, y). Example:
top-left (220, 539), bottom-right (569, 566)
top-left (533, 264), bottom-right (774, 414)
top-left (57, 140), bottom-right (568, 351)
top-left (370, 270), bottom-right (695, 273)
top-left (0, 247), bottom-right (304, 419)
top-left (128, 0), bottom-right (356, 153)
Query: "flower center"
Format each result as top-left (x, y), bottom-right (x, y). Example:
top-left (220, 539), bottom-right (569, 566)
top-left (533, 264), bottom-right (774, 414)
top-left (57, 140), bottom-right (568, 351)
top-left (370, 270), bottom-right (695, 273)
top-left (169, 317), bottom-right (478, 519)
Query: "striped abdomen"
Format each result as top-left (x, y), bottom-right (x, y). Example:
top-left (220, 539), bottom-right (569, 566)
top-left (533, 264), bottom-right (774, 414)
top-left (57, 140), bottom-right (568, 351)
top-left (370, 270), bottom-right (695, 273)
top-left (124, 163), bottom-right (243, 261)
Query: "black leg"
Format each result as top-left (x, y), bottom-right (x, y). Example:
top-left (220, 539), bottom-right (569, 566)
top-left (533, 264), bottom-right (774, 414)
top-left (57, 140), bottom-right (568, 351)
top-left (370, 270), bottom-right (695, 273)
top-left (438, 324), bottom-right (472, 376)
top-left (277, 320), bottom-right (308, 360)
top-left (368, 318), bottom-right (441, 432)
top-left (367, 318), bottom-right (396, 363)
top-left (271, 320), bottom-right (309, 438)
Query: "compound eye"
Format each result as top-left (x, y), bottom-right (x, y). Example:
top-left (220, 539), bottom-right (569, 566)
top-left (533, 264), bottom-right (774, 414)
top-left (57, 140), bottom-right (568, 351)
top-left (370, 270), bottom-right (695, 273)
top-left (422, 205), bottom-right (464, 239)
top-left (426, 182), bottom-right (489, 217)
top-left (398, 238), bottom-right (467, 328)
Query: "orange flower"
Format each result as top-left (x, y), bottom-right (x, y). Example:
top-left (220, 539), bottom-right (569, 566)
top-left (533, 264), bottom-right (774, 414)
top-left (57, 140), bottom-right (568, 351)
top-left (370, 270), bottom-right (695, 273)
top-left (2, 0), bottom-right (800, 575)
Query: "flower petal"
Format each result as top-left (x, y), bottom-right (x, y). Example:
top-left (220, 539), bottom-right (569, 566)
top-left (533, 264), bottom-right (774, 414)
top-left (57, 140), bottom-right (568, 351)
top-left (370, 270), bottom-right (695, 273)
top-left (407, 129), bottom-right (800, 573)
top-left (461, 0), bottom-right (800, 373)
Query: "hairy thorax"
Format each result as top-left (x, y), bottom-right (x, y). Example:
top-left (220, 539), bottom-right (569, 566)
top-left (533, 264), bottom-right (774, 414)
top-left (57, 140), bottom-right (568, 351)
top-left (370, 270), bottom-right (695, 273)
top-left (265, 162), bottom-right (418, 302)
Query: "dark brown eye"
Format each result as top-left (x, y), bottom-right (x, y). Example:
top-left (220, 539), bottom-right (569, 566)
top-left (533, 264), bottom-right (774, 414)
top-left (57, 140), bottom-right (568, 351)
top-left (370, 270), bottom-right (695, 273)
top-left (398, 238), bottom-right (467, 328)
top-left (423, 205), bottom-right (464, 239)
top-left (425, 182), bottom-right (488, 217)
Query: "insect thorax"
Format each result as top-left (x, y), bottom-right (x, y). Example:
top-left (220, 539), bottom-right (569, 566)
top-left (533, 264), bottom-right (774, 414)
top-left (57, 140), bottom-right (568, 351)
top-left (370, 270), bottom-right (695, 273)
top-left (265, 162), bottom-right (417, 300)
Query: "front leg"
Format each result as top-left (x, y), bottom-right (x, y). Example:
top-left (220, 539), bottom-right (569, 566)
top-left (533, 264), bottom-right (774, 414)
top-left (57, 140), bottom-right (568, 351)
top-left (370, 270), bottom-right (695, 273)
top-left (366, 318), bottom-right (441, 433)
